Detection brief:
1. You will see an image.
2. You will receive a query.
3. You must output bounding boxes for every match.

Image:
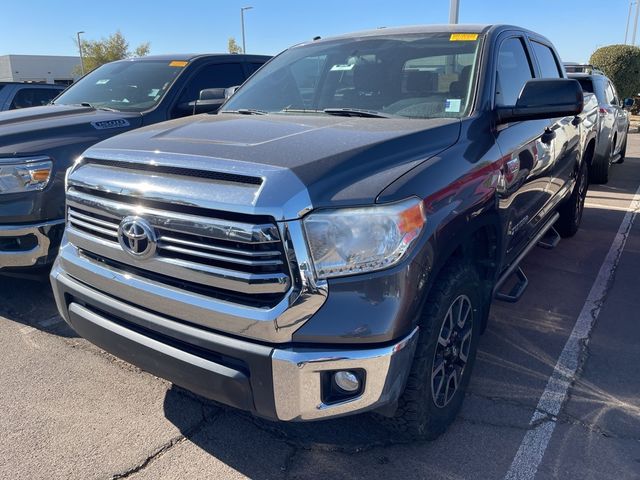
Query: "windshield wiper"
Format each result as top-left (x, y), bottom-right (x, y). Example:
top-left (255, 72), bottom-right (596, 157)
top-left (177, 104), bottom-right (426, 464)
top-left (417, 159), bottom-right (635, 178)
top-left (222, 108), bottom-right (268, 115)
top-left (323, 108), bottom-right (394, 118)
top-left (78, 102), bottom-right (119, 112)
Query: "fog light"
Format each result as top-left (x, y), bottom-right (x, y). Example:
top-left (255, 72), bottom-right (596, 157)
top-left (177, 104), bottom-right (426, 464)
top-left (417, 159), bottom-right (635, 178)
top-left (333, 371), bottom-right (360, 393)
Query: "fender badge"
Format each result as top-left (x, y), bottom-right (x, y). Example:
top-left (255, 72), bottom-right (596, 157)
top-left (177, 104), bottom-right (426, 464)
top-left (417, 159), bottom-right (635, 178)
top-left (91, 119), bottom-right (130, 130)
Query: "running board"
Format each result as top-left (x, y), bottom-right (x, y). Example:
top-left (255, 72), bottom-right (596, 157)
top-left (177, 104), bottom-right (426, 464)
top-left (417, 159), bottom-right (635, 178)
top-left (493, 212), bottom-right (560, 303)
top-left (494, 267), bottom-right (528, 303)
top-left (537, 226), bottom-right (561, 249)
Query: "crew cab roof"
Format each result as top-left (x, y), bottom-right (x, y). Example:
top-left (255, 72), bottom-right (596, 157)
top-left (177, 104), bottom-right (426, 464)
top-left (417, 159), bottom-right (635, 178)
top-left (114, 53), bottom-right (271, 62)
top-left (305, 24), bottom-right (550, 44)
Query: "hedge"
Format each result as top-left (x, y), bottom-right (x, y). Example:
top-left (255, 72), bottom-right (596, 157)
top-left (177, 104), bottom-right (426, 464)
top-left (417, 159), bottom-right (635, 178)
top-left (589, 44), bottom-right (640, 100)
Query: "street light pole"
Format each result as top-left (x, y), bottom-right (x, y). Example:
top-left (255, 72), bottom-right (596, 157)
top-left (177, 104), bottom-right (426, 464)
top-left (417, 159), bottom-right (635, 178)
top-left (625, 0), bottom-right (636, 44)
top-left (449, 0), bottom-right (460, 24)
top-left (240, 6), bottom-right (253, 54)
top-left (76, 31), bottom-right (85, 75)
top-left (633, 1), bottom-right (640, 45)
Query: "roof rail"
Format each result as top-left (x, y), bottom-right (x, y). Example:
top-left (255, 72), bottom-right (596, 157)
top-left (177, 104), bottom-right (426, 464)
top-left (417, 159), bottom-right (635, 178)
top-left (563, 63), bottom-right (605, 75)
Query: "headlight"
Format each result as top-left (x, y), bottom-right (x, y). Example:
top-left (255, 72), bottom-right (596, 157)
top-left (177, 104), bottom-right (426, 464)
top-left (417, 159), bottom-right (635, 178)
top-left (303, 198), bottom-right (425, 279)
top-left (0, 157), bottom-right (53, 194)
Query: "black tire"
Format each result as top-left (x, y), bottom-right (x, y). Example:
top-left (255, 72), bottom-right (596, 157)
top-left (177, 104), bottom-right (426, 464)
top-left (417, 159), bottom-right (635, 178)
top-left (557, 160), bottom-right (588, 238)
top-left (616, 135), bottom-right (627, 164)
top-left (589, 143), bottom-right (611, 184)
top-left (381, 261), bottom-right (483, 440)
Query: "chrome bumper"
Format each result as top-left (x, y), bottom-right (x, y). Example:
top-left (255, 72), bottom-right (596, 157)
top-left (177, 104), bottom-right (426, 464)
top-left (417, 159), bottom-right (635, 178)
top-left (0, 219), bottom-right (64, 269)
top-left (50, 260), bottom-right (419, 421)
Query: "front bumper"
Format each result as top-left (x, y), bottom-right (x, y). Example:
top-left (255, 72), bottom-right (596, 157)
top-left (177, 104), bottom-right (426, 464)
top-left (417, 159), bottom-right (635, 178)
top-left (50, 262), bottom-right (419, 421)
top-left (0, 219), bottom-right (64, 269)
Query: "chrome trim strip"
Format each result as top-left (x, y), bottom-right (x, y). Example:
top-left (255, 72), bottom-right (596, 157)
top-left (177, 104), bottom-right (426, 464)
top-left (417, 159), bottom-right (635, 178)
top-left (158, 235), bottom-right (281, 258)
top-left (66, 227), bottom-right (290, 294)
top-left (67, 189), bottom-right (280, 244)
top-left (0, 219), bottom-right (64, 269)
top-left (157, 244), bottom-right (283, 267)
top-left (68, 216), bottom-right (118, 239)
top-left (272, 327), bottom-right (419, 420)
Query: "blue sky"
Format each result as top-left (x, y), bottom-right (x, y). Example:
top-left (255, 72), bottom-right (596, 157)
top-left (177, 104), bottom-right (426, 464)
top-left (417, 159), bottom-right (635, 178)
top-left (0, 1), bottom-right (634, 62)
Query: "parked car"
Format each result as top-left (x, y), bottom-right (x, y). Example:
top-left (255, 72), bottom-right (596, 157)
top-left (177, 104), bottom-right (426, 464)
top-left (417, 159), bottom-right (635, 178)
top-left (51, 25), bottom-right (597, 439)
top-left (0, 53), bottom-right (269, 271)
top-left (568, 70), bottom-right (632, 183)
top-left (0, 82), bottom-right (65, 111)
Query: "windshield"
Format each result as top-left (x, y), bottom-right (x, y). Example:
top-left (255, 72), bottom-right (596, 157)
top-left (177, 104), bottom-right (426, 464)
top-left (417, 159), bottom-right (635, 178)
top-left (54, 60), bottom-right (186, 112)
top-left (223, 32), bottom-right (482, 119)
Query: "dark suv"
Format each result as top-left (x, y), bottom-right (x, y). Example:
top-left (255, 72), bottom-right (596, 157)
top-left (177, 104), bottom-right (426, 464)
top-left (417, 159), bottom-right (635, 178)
top-left (0, 82), bottom-right (65, 111)
top-left (569, 70), bottom-right (632, 183)
top-left (52, 25), bottom-right (597, 439)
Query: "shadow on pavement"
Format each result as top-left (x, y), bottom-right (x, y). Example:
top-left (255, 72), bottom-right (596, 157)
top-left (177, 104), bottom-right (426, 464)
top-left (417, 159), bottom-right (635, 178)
top-left (0, 270), bottom-right (77, 338)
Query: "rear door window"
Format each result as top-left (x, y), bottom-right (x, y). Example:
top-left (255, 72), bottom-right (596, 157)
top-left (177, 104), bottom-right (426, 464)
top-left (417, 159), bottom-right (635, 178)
top-left (495, 37), bottom-right (534, 106)
top-left (531, 41), bottom-right (562, 78)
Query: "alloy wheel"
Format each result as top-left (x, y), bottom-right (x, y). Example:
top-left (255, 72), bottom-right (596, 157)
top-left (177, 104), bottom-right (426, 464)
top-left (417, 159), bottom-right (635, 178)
top-left (431, 294), bottom-right (474, 408)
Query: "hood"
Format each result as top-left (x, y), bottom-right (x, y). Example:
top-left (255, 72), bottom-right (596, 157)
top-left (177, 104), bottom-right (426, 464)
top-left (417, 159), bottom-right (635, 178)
top-left (0, 104), bottom-right (143, 157)
top-left (87, 113), bottom-right (461, 213)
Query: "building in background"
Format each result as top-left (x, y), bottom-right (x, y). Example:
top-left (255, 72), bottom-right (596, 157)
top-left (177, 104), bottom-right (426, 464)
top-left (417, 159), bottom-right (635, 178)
top-left (0, 55), bottom-right (81, 85)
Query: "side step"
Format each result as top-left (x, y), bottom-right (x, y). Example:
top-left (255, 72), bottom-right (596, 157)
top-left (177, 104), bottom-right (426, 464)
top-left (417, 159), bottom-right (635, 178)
top-left (494, 267), bottom-right (528, 303)
top-left (537, 226), bottom-right (561, 249)
top-left (493, 212), bottom-right (560, 303)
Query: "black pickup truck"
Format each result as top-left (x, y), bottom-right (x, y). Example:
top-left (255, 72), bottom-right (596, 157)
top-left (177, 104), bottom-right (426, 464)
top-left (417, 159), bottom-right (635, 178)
top-left (51, 25), bottom-right (598, 439)
top-left (0, 53), bottom-right (269, 271)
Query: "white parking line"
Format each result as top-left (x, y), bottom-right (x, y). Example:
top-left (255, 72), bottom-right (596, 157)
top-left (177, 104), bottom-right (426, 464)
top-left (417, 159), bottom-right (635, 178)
top-left (504, 184), bottom-right (640, 480)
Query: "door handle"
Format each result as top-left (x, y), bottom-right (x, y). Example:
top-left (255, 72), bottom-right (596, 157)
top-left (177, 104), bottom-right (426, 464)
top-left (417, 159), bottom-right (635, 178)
top-left (541, 128), bottom-right (556, 144)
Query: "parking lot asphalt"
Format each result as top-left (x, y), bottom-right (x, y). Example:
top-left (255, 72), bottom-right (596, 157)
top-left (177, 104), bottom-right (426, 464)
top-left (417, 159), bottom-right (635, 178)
top-left (2, 138), bottom-right (640, 480)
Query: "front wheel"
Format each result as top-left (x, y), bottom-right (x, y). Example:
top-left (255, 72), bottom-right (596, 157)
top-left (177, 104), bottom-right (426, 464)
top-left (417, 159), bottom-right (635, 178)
top-left (382, 261), bottom-right (483, 440)
top-left (556, 160), bottom-right (588, 238)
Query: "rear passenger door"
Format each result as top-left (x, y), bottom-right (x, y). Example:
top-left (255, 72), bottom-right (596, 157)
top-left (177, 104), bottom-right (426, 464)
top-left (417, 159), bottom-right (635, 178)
top-left (606, 81), bottom-right (629, 154)
top-left (529, 39), bottom-right (580, 202)
top-left (493, 35), bottom-right (555, 263)
top-left (170, 62), bottom-right (246, 118)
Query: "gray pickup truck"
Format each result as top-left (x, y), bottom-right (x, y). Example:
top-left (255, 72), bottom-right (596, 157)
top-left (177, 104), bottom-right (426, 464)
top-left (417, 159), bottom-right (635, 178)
top-left (51, 24), bottom-right (598, 439)
top-left (0, 54), bottom-right (269, 271)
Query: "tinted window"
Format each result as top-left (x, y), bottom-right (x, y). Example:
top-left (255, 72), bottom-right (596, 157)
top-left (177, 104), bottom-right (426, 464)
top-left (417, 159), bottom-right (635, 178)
top-left (223, 33), bottom-right (482, 119)
top-left (605, 82), bottom-right (618, 105)
top-left (246, 62), bottom-right (265, 76)
top-left (531, 42), bottom-right (561, 78)
top-left (495, 37), bottom-right (533, 106)
top-left (574, 77), bottom-right (593, 93)
top-left (10, 88), bottom-right (60, 109)
top-left (54, 60), bottom-right (186, 112)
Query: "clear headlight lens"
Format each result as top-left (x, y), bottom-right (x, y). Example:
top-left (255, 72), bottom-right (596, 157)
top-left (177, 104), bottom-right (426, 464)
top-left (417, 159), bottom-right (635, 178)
top-left (0, 157), bottom-right (53, 194)
top-left (303, 198), bottom-right (426, 279)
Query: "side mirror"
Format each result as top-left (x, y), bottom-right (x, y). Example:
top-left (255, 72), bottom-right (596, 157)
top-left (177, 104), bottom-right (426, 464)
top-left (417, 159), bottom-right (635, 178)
top-left (497, 78), bottom-right (583, 124)
top-left (225, 85), bottom-right (240, 99)
top-left (178, 88), bottom-right (226, 115)
top-left (624, 97), bottom-right (634, 108)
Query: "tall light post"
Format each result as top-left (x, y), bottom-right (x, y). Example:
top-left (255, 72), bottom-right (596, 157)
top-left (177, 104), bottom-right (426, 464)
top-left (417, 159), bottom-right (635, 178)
top-left (76, 31), bottom-right (85, 75)
top-left (449, 0), bottom-right (460, 24)
top-left (625, 0), bottom-right (636, 44)
top-left (633, 1), bottom-right (640, 45)
top-left (240, 6), bottom-right (253, 54)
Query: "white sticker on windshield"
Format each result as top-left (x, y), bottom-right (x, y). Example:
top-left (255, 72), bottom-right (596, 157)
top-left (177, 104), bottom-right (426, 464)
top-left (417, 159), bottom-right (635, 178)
top-left (148, 89), bottom-right (160, 97)
top-left (445, 99), bottom-right (462, 113)
top-left (330, 64), bottom-right (355, 71)
top-left (96, 79), bottom-right (110, 85)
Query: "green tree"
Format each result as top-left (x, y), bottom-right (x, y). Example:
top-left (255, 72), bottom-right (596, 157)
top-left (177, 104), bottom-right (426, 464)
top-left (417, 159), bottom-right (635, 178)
top-left (228, 37), bottom-right (243, 54)
top-left (590, 44), bottom-right (640, 100)
top-left (74, 31), bottom-right (151, 75)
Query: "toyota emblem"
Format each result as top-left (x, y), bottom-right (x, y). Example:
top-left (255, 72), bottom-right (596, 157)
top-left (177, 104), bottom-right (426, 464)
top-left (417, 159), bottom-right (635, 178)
top-left (117, 216), bottom-right (157, 259)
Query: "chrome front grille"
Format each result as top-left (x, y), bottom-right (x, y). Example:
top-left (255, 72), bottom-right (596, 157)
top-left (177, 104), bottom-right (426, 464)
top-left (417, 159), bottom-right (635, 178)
top-left (66, 186), bottom-right (291, 306)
